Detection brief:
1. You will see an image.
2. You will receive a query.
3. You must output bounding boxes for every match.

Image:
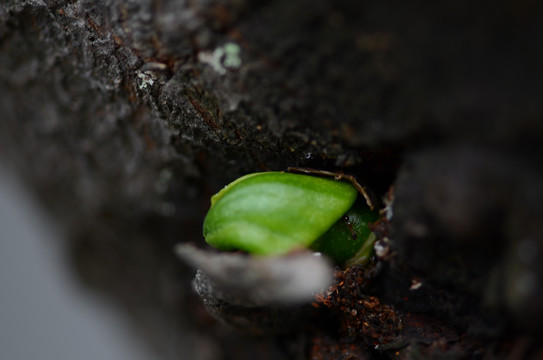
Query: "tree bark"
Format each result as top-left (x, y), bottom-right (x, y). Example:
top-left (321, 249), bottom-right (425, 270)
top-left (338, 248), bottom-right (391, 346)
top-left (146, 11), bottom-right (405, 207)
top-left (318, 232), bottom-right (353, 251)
top-left (1, 0), bottom-right (543, 359)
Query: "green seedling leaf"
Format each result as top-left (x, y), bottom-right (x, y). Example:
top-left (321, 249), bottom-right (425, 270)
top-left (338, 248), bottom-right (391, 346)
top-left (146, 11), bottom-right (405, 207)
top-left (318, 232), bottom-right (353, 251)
top-left (203, 172), bottom-right (358, 255)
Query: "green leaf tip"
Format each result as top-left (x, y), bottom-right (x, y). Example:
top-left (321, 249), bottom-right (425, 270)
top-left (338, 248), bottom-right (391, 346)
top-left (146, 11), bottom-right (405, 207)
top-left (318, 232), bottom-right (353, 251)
top-left (310, 199), bottom-right (379, 265)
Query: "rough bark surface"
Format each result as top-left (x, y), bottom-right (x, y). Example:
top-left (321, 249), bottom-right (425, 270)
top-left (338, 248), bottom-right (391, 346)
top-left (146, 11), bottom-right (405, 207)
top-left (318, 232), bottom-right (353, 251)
top-left (1, 0), bottom-right (543, 359)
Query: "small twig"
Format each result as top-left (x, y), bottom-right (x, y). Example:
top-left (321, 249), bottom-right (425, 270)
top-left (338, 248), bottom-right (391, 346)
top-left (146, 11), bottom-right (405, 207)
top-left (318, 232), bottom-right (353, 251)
top-left (287, 167), bottom-right (375, 210)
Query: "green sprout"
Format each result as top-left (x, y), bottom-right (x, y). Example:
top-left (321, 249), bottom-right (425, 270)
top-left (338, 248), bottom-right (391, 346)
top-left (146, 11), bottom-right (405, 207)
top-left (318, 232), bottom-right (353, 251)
top-left (203, 171), bottom-right (379, 266)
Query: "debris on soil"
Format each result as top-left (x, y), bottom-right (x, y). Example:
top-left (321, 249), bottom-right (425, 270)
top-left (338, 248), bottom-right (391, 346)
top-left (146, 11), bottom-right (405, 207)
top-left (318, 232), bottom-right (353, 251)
top-left (313, 265), bottom-right (403, 347)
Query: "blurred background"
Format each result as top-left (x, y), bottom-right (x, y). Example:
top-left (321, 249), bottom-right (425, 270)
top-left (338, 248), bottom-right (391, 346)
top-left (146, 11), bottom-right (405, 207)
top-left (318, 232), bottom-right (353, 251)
top-left (0, 165), bottom-right (156, 360)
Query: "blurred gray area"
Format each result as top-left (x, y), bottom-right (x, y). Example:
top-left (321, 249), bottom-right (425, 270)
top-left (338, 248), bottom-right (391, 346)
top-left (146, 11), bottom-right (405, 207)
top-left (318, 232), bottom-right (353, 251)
top-left (177, 243), bottom-right (333, 306)
top-left (0, 163), bottom-right (154, 360)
